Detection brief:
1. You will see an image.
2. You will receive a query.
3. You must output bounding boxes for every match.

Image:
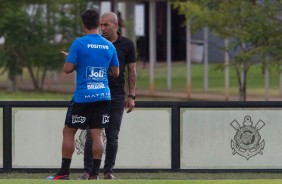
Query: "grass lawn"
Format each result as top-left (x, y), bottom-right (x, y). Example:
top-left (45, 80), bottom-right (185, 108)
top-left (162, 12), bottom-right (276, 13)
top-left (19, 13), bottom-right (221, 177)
top-left (1, 172), bottom-right (282, 180)
top-left (0, 62), bottom-right (280, 99)
top-left (1, 179), bottom-right (282, 184)
top-left (1, 172), bottom-right (282, 183)
top-left (137, 62), bottom-right (281, 96)
top-left (0, 91), bottom-right (72, 101)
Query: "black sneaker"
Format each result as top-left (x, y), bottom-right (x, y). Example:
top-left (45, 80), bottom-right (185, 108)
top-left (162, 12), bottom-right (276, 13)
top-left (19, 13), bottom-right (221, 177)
top-left (104, 173), bottom-right (116, 179)
top-left (88, 175), bottom-right (99, 180)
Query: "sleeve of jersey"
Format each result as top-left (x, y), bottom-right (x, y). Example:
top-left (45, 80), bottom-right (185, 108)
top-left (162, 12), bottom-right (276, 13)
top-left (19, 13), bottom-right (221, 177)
top-left (110, 49), bottom-right (119, 67)
top-left (66, 39), bottom-right (79, 64)
top-left (126, 40), bottom-right (136, 63)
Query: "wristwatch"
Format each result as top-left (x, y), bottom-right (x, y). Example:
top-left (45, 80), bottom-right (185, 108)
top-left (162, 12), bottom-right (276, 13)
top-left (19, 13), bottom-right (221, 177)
top-left (128, 95), bottom-right (136, 100)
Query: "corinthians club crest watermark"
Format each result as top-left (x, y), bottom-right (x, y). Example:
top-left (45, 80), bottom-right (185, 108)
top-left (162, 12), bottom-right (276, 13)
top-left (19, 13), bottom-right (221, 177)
top-left (75, 129), bottom-right (107, 155)
top-left (75, 129), bottom-right (87, 155)
top-left (231, 115), bottom-right (265, 160)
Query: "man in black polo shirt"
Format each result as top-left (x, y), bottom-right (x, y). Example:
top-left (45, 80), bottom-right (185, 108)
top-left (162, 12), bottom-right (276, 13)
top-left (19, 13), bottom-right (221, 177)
top-left (79, 11), bottom-right (136, 180)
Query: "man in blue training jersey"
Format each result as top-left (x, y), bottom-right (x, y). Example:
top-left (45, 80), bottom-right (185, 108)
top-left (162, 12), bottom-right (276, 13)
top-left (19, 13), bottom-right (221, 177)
top-left (51, 9), bottom-right (119, 180)
top-left (78, 11), bottom-right (136, 180)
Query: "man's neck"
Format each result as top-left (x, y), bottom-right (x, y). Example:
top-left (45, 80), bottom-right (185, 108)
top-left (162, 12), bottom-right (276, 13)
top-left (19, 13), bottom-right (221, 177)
top-left (109, 33), bottom-right (119, 43)
top-left (85, 29), bottom-right (99, 35)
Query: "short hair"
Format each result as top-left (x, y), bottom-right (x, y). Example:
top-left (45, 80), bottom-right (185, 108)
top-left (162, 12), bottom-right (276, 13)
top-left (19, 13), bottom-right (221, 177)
top-left (101, 12), bottom-right (118, 24)
top-left (81, 9), bottom-right (100, 30)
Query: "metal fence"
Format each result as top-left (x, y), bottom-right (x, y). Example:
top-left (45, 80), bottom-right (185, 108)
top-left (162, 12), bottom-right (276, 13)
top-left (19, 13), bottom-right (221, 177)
top-left (1, 101), bottom-right (282, 173)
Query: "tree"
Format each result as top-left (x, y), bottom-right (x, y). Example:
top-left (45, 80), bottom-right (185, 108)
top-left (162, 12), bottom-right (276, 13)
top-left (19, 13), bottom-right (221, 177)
top-left (0, 3), bottom-right (30, 91)
top-left (173, 0), bottom-right (282, 100)
top-left (0, 1), bottom-right (89, 91)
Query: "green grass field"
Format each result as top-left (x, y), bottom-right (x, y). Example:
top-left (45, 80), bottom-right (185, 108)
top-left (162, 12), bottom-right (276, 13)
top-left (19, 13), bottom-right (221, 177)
top-left (0, 91), bottom-right (72, 101)
top-left (0, 179), bottom-right (280, 184)
top-left (137, 62), bottom-right (281, 96)
top-left (1, 179), bottom-right (282, 184)
top-left (1, 172), bottom-right (282, 183)
top-left (0, 62), bottom-right (280, 100)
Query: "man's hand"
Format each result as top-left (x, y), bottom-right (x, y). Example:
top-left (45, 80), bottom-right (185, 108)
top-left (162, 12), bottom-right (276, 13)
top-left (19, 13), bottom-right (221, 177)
top-left (61, 50), bottom-right (68, 59)
top-left (125, 98), bottom-right (135, 113)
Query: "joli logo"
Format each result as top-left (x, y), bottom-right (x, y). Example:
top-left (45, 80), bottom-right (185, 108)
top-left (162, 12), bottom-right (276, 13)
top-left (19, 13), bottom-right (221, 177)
top-left (87, 67), bottom-right (106, 80)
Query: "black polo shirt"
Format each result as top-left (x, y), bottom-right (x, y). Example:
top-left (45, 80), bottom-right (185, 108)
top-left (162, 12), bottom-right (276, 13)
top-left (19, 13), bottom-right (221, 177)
top-left (109, 34), bottom-right (136, 95)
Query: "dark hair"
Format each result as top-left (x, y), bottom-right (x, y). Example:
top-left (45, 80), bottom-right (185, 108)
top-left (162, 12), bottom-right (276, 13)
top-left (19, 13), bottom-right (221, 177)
top-left (81, 9), bottom-right (100, 30)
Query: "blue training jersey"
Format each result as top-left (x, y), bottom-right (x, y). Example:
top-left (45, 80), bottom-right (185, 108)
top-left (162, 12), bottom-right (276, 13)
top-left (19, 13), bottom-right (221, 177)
top-left (66, 34), bottom-right (119, 103)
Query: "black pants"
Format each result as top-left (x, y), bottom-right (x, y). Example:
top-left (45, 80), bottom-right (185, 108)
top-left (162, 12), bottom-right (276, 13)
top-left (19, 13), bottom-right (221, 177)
top-left (84, 94), bottom-right (125, 174)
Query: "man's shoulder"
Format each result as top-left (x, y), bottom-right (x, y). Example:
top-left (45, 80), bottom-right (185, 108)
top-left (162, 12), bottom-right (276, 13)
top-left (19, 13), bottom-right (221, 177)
top-left (99, 36), bottom-right (116, 49)
top-left (118, 36), bottom-right (135, 50)
top-left (119, 36), bottom-right (134, 44)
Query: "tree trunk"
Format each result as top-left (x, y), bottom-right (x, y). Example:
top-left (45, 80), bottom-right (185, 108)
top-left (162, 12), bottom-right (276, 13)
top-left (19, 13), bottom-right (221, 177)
top-left (237, 65), bottom-right (247, 101)
top-left (26, 65), bottom-right (40, 91)
top-left (7, 77), bottom-right (16, 92)
top-left (40, 67), bottom-right (47, 91)
top-left (239, 69), bottom-right (247, 101)
top-left (7, 67), bottom-right (18, 92)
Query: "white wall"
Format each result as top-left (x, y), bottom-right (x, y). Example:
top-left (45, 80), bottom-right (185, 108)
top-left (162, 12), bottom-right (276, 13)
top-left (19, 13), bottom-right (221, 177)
top-left (12, 108), bottom-right (171, 169)
top-left (181, 108), bottom-right (282, 169)
top-left (0, 110), bottom-right (3, 167)
top-left (3, 106), bottom-right (282, 170)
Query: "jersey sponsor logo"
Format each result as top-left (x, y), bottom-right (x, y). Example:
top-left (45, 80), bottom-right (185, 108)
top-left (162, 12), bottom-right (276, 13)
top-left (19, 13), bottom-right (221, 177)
top-left (72, 115), bottom-right (86, 124)
top-left (102, 114), bottom-right (110, 124)
top-left (87, 82), bottom-right (105, 90)
top-left (84, 92), bottom-right (110, 99)
top-left (87, 44), bottom-right (109, 49)
top-left (87, 67), bottom-right (106, 80)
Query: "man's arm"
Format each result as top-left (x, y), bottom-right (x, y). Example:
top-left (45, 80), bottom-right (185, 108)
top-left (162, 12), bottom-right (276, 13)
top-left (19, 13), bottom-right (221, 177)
top-left (109, 66), bottom-right (119, 77)
top-left (128, 63), bottom-right (136, 96)
top-left (61, 51), bottom-right (75, 74)
top-left (126, 62), bottom-right (136, 113)
top-left (64, 62), bottom-right (76, 74)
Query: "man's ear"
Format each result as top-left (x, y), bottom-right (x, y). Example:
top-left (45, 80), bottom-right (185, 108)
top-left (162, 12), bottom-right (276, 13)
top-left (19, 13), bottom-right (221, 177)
top-left (114, 22), bottom-right (119, 30)
top-left (82, 24), bottom-right (87, 31)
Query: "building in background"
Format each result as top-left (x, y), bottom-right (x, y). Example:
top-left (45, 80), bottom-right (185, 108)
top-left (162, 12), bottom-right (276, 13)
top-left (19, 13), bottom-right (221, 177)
top-left (101, 0), bottom-right (225, 63)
